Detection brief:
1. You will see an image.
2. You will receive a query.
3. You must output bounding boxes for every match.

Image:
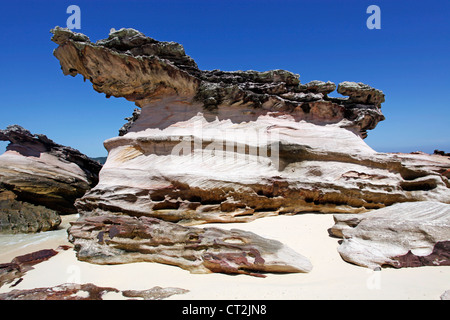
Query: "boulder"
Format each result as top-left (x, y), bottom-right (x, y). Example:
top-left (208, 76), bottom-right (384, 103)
top-left (51, 27), bottom-right (450, 275)
top-left (330, 201), bottom-right (450, 269)
top-left (68, 213), bottom-right (312, 276)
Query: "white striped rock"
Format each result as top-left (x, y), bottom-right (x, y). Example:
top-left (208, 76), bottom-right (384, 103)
top-left (331, 201), bottom-right (450, 269)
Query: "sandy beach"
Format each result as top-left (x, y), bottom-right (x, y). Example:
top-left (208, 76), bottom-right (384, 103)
top-left (1, 213), bottom-right (448, 300)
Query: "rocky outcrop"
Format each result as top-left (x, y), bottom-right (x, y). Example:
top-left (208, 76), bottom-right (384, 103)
top-left (330, 201), bottom-right (450, 269)
top-left (0, 125), bottom-right (102, 228)
top-left (50, 26), bottom-right (384, 138)
top-left (50, 27), bottom-right (450, 227)
top-left (434, 149), bottom-right (450, 157)
top-left (68, 213), bottom-right (312, 276)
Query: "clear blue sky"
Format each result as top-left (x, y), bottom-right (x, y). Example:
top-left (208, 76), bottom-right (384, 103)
top-left (0, 0), bottom-right (449, 157)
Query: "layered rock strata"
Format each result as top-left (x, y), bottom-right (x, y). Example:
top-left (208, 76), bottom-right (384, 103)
top-left (51, 27), bottom-right (384, 139)
top-left (0, 125), bottom-right (102, 213)
top-left (51, 27), bottom-right (450, 274)
top-left (51, 27), bottom-right (450, 226)
top-left (0, 246), bottom-right (70, 288)
top-left (330, 201), bottom-right (450, 269)
top-left (68, 213), bottom-right (312, 276)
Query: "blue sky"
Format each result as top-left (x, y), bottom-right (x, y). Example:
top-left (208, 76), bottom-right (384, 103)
top-left (0, 0), bottom-right (449, 157)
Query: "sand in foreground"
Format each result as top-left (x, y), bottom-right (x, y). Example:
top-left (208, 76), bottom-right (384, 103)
top-left (0, 213), bottom-right (448, 300)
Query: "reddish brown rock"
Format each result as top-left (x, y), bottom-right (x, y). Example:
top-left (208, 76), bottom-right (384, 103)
top-left (0, 125), bottom-right (102, 214)
top-left (0, 247), bottom-right (69, 288)
top-left (11, 249), bottom-right (58, 266)
top-left (68, 213), bottom-right (312, 276)
top-left (0, 283), bottom-right (119, 300)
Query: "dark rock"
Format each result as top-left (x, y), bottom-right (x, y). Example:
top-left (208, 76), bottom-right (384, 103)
top-left (337, 81), bottom-right (385, 106)
top-left (11, 249), bottom-right (58, 266)
top-left (434, 149), bottom-right (450, 157)
top-left (0, 189), bottom-right (61, 233)
top-left (0, 283), bottom-right (119, 300)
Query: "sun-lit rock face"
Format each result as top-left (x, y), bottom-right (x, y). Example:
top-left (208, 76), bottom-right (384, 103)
top-left (50, 27), bottom-right (450, 274)
top-left (330, 201), bottom-right (450, 269)
top-left (50, 27), bottom-right (450, 226)
top-left (0, 125), bottom-right (102, 233)
top-left (50, 26), bottom-right (384, 138)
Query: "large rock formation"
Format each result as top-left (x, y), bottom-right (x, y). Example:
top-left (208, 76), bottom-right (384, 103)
top-left (330, 201), bottom-right (450, 269)
top-left (50, 27), bottom-right (450, 275)
top-left (0, 125), bottom-right (102, 233)
top-left (50, 27), bottom-right (450, 226)
top-left (0, 247), bottom-right (70, 288)
top-left (51, 27), bottom-right (384, 139)
top-left (68, 213), bottom-right (312, 276)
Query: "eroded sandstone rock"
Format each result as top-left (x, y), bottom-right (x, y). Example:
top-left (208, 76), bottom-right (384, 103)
top-left (68, 213), bottom-right (312, 276)
top-left (0, 283), bottom-right (188, 300)
top-left (0, 125), bottom-right (102, 226)
top-left (50, 26), bottom-right (384, 138)
top-left (50, 28), bottom-right (450, 226)
top-left (330, 201), bottom-right (450, 269)
top-left (50, 28), bottom-right (450, 274)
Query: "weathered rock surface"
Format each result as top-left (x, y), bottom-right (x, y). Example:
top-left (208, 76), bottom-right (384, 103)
top-left (0, 283), bottom-right (188, 300)
top-left (51, 28), bottom-right (450, 274)
top-left (330, 201), bottom-right (450, 269)
top-left (0, 190), bottom-right (61, 233)
top-left (0, 125), bottom-right (102, 233)
top-left (121, 286), bottom-right (189, 300)
top-left (50, 27), bottom-right (450, 226)
top-left (68, 213), bottom-right (312, 276)
top-left (50, 26), bottom-right (384, 138)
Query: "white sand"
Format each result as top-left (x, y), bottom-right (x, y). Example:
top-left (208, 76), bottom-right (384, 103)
top-left (0, 213), bottom-right (448, 300)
